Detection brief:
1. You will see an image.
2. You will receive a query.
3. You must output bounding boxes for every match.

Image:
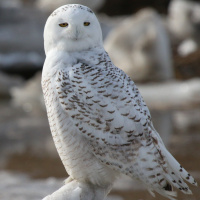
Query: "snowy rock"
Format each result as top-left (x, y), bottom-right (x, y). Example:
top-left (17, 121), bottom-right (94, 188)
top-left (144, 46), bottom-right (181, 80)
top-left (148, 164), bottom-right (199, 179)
top-left (138, 78), bottom-right (200, 144)
top-left (173, 109), bottom-right (200, 132)
top-left (138, 78), bottom-right (200, 111)
top-left (0, 72), bottom-right (23, 98)
top-left (104, 8), bottom-right (173, 83)
top-left (36, 0), bottom-right (105, 13)
top-left (11, 72), bottom-right (44, 113)
top-left (167, 0), bottom-right (200, 47)
top-left (98, 15), bottom-right (127, 40)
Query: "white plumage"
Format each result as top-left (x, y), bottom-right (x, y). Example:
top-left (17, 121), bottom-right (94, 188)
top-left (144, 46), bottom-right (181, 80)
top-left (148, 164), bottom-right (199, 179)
top-left (42, 4), bottom-right (197, 200)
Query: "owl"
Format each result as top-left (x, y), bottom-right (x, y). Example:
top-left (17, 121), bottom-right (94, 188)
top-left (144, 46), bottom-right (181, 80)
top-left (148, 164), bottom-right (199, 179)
top-left (42, 4), bottom-right (197, 200)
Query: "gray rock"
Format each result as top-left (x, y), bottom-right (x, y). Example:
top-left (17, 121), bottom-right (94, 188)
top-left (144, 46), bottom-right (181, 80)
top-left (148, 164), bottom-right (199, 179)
top-left (104, 8), bottom-right (173, 83)
top-left (98, 14), bottom-right (127, 40)
top-left (167, 0), bottom-right (200, 56)
top-left (0, 72), bottom-right (23, 98)
top-left (167, 0), bottom-right (200, 45)
top-left (138, 78), bottom-right (200, 111)
top-left (138, 78), bottom-right (200, 144)
top-left (11, 72), bottom-right (44, 113)
top-left (173, 109), bottom-right (200, 132)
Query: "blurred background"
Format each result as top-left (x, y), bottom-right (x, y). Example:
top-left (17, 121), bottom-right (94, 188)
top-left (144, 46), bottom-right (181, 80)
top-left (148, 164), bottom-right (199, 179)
top-left (0, 0), bottom-right (200, 199)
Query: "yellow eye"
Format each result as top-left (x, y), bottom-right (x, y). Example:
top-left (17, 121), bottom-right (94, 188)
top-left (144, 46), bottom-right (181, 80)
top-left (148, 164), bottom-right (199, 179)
top-left (84, 22), bottom-right (90, 26)
top-left (59, 23), bottom-right (68, 27)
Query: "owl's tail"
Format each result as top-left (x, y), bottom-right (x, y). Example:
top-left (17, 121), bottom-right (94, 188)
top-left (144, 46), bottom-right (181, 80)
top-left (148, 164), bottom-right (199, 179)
top-left (133, 128), bottom-right (198, 200)
top-left (163, 147), bottom-right (197, 189)
top-left (147, 145), bottom-right (197, 200)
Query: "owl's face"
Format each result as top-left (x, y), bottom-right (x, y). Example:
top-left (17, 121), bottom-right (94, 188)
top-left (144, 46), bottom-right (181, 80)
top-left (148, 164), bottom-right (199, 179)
top-left (44, 4), bottom-right (103, 54)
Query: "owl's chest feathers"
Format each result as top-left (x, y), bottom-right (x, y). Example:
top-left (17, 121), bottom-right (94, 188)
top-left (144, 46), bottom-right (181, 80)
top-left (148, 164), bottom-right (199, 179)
top-left (42, 74), bottom-right (117, 186)
top-left (42, 76), bottom-right (91, 171)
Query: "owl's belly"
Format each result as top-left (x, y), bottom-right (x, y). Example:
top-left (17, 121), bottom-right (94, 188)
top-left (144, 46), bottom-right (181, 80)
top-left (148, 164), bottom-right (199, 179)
top-left (45, 94), bottom-right (117, 186)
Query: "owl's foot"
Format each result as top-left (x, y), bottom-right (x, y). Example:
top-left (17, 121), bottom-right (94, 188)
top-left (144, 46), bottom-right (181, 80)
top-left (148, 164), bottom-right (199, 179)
top-left (64, 176), bottom-right (74, 184)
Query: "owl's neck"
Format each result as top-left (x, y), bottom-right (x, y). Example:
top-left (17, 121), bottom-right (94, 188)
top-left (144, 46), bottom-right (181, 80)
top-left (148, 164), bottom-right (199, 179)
top-left (70, 46), bottom-right (105, 59)
top-left (43, 46), bottom-right (106, 74)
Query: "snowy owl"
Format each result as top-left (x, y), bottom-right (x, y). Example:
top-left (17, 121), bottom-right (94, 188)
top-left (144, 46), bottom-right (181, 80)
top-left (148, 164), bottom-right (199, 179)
top-left (42, 4), bottom-right (197, 200)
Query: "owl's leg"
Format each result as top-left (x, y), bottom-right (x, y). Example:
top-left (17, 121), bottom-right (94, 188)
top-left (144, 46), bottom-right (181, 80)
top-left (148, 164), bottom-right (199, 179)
top-left (64, 176), bottom-right (74, 184)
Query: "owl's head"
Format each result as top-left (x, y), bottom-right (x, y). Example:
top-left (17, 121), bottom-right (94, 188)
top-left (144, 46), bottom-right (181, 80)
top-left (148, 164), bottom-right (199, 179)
top-left (44, 4), bottom-right (103, 54)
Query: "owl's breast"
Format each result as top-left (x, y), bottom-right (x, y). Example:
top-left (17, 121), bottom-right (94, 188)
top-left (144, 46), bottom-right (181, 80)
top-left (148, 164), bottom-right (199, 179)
top-left (42, 74), bottom-right (117, 186)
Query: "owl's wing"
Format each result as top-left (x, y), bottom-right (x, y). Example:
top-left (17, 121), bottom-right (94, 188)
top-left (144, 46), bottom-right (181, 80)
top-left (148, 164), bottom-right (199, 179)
top-left (55, 58), bottom-right (196, 199)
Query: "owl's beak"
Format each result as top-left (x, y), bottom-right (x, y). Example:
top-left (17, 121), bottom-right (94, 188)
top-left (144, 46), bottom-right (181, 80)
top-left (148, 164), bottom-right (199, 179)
top-left (70, 26), bottom-right (80, 41)
top-left (73, 27), bottom-right (79, 40)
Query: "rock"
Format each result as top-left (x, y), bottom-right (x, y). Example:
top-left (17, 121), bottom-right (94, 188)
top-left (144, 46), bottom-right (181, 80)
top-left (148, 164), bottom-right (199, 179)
top-left (11, 72), bottom-right (44, 113)
top-left (138, 78), bottom-right (200, 111)
top-left (168, 0), bottom-right (200, 43)
top-left (104, 8), bottom-right (173, 83)
top-left (36, 0), bottom-right (105, 13)
top-left (173, 109), bottom-right (200, 132)
top-left (167, 0), bottom-right (200, 54)
top-left (138, 78), bottom-right (200, 145)
top-left (98, 14), bottom-right (127, 40)
top-left (0, 72), bottom-right (23, 98)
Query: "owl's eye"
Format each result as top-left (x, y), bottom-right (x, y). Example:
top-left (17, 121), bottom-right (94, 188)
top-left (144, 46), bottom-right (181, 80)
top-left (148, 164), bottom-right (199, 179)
top-left (59, 23), bottom-right (68, 27)
top-left (84, 22), bottom-right (90, 26)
